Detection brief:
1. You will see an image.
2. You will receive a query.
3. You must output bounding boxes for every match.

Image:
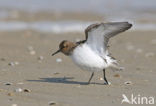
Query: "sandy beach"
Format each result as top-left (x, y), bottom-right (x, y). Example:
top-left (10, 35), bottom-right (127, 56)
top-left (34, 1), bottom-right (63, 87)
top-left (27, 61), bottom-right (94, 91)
top-left (0, 1), bottom-right (156, 105)
top-left (0, 29), bottom-right (156, 106)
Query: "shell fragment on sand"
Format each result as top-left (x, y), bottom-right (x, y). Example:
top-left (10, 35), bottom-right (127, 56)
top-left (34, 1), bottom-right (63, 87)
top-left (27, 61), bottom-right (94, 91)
top-left (8, 92), bottom-right (14, 96)
top-left (4, 82), bottom-right (12, 85)
top-left (48, 101), bottom-right (57, 105)
top-left (8, 61), bottom-right (19, 66)
top-left (56, 58), bottom-right (62, 63)
top-left (38, 56), bottom-right (44, 60)
top-left (15, 88), bottom-right (23, 92)
top-left (23, 89), bottom-right (31, 92)
top-left (27, 46), bottom-right (36, 55)
top-left (124, 81), bottom-right (132, 85)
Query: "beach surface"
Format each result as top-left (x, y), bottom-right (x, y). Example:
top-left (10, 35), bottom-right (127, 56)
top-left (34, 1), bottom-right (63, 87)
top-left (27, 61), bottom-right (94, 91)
top-left (0, 29), bottom-right (156, 106)
top-left (0, 1), bottom-right (156, 105)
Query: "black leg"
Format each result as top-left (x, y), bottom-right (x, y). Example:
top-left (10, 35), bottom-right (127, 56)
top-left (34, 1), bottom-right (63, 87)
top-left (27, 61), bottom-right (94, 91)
top-left (87, 72), bottom-right (94, 84)
top-left (103, 69), bottom-right (108, 85)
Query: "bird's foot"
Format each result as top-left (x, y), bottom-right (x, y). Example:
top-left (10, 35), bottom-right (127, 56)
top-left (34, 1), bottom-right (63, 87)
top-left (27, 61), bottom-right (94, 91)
top-left (104, 81), bottom-right (111, 85)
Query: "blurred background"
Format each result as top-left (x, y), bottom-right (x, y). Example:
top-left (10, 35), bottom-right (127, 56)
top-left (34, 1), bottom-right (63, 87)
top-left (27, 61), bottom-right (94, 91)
top-left (0, 0), bottom-right (156, 33)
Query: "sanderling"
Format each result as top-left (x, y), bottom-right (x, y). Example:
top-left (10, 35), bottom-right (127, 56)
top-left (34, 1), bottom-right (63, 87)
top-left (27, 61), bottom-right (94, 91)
top-left (52, 22), bottom-right (132, 85)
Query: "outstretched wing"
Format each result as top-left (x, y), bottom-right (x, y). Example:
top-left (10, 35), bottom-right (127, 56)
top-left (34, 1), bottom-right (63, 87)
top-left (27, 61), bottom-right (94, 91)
top-left (85, 22), bottom-right (132, 55)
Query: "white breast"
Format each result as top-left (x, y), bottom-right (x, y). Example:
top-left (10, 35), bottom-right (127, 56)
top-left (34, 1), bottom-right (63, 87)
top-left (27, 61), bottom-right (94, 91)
top-left (71, 43), bottom-right (107, 72)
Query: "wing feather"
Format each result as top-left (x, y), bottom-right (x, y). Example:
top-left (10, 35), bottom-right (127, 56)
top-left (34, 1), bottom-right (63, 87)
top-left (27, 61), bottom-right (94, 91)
top-left (85, 22), bottom-right (132, 56)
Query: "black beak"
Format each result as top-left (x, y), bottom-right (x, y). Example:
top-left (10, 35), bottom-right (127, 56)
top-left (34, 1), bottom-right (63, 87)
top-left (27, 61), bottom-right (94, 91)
top-left (52, 49), bottom-right (61, 56)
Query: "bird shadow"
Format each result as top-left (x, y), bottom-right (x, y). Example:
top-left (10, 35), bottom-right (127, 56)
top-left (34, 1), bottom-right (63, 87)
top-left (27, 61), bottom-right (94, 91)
top-left (27, 77), bottom-right (104, 85)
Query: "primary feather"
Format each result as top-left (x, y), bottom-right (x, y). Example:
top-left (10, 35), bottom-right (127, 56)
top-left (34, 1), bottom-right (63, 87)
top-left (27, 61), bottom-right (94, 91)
top-left (85, 22), bottom-right (132, 56)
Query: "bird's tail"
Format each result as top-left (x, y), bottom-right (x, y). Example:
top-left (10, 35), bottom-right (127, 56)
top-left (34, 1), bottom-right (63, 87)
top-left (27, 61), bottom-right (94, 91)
top-left (109, 63), bottom-right (125, 72)
top-left (106, 55), bottom-right (124, 71)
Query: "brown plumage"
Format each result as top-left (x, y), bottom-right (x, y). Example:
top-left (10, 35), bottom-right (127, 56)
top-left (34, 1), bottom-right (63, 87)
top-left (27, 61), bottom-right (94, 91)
top-left (59, 40), bottom-right (77, 56)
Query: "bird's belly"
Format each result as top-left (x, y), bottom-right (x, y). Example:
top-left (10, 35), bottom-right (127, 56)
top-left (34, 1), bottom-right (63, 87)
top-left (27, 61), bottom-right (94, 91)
top-left (71, 44), bottom-right (106, 72)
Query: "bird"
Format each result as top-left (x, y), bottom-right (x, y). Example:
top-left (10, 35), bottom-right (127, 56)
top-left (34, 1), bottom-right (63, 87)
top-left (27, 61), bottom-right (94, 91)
top-left (52, 22), bottom-right (132, 85)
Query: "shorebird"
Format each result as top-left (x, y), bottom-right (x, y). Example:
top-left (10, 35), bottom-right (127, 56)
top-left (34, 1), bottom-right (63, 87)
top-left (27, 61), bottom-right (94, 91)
top-left (52, 22), bottom-right (132, 85)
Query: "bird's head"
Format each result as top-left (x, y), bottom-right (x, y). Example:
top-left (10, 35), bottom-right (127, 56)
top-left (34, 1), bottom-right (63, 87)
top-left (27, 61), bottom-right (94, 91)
top-left (52, 40), bottom-right (77, 56)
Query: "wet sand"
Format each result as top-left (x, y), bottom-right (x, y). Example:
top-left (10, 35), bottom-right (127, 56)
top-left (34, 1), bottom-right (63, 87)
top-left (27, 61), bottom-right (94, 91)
top-left (0, 30), bottom-right (156, 106)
